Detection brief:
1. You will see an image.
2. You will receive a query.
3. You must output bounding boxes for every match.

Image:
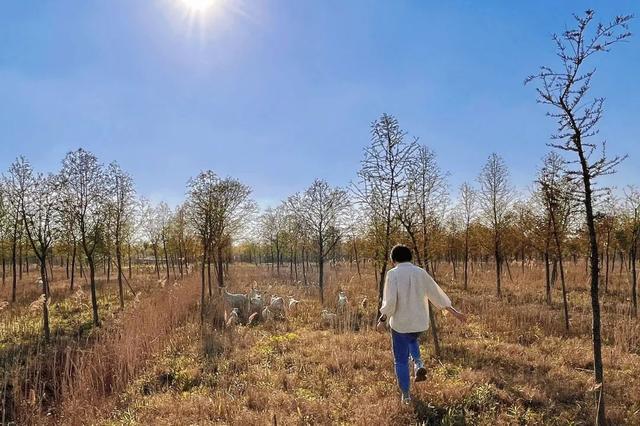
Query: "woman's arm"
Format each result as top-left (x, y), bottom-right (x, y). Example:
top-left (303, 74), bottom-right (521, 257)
top-left (376, 272), bottom-right (396, 332)
top-left (379, 272), bottom-right (397, 317)
top-left (423, 270), bottom-right (467, 322)
top-left (423, 270), bottom-right (452, 309)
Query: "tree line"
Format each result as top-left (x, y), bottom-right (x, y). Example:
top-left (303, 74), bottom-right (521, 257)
top-left (0, 149), bottom-right (263, 336)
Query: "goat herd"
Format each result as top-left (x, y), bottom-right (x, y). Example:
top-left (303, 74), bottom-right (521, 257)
top-left (221, 285), bottom-right (369, 329)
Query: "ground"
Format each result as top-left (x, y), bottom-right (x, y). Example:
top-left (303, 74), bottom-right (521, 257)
top-left (2, 263), bottom-right (639, 425)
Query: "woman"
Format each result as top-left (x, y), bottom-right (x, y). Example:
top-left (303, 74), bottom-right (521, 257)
top-left (377, 244), bottom-right (467, 404)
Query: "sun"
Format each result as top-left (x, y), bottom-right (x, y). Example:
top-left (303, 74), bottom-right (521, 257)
top-left (181, 0), bottom-right (216, 13)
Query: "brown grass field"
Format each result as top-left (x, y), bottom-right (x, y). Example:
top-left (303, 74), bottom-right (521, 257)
top-left (1, 261), bottom-right (640, 425)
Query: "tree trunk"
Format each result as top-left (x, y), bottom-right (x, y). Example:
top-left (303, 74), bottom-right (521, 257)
top-left (200, 251), bottom-right (206, 324)
top-left (88, 256), bottom-right (100, 327)
top-left (631, 247), bottom-right (637, 318)
top-left (47, 256), bottom-right (54, 291)
top-left (353, 240), bottom-right (361, 279)
top-left (40, 260), bottom-right (51, 342)
top-left (504, 258), bottom-right (513, 283)
top-left (464, 228), bottom-right (470, 290)
top-left (66, 252), bottom-right (70, 280)
top-left (216, 245), bottom-right (224, 288)
top-left (301, 246), bottom-right (308, 286)
top-left (128, 243), bottom-right (133, 280)
top-left (106, 255), bottom-right (111, 283)
top-left (163, 238), bottom-right (170, 281)
top-left (153, 244), bottom-right (160, 279)
top-left (555, 237), bottom-right (569, 331)
top-left (20, 241), bottom-right (24, 279)
top-left (318, 254), bottom-right (325, 304)
top-left (70, 242), bottom-right (76, 291)
top-left (207, 249), bottom-right (212, 296)
top-left (116, 239), bottom-right (124, 309)
top-left (425, 261), bottom-right (442, 358)
top-left (578, 146), bottom-right (605, 425)
top-left (494, 231), bottom-right (502, 297)
top-left (544, 250), bottom-right (551, 305)
top-left (611, 249), bottom-right (616, 277)
top-left (11, 229), bottom-right (17, 303)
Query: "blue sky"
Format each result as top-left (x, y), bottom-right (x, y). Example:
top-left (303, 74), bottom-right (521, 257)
top-left (1, 1), bottom-right (638, 207)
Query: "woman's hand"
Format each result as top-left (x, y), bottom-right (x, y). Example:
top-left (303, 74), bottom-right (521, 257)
top-left (376, 315), bottom-right (388, 332)
top-left (446, 307), bottom-right (467, 323)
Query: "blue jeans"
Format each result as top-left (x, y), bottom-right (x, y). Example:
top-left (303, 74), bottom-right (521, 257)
top-left (391, 329), bottom-right (424, 394)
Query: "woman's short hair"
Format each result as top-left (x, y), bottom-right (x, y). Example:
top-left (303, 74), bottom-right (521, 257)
top-left (390, 244), bottom-right (413, 263)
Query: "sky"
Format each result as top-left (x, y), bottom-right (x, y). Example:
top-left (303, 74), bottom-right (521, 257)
top-left (1, 1), bottom-right (638, 208)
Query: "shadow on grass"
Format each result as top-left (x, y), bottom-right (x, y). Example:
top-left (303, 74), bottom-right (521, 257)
top-left (412, 397), bottom-right (466, 425)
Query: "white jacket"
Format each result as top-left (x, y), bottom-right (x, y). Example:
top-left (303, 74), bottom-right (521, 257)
top-left (379, 262), bottom-right (452, 333)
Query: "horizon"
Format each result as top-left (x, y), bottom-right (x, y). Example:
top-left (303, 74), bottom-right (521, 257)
top-left (1, 1), bottom-right (639, 208)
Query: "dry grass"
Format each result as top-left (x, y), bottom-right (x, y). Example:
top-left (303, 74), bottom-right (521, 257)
top-left (1, 262), bottom-right (638, 424)
top-left (63, 261), bottom-right (640, 426)
top-left (1, 269), bottom-right (200, 425)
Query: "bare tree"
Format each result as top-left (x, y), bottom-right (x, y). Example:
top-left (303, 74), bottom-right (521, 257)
top-left (459, 182), bottom-right (477, 290)
top-left (477, 153), bottom-right (514, 296)
top-left (60, 149), bottom-right (106, 327)
top-left (171, 204), bottom-right (189, 279)
top-left (157, 202), bottom-right (172, 282)
top-left (209, 177), bottom-right (255, 288)
top-left (10, 158), bottom-right (59, 342)
top-left (60, 201), bottom-right (79, 291)
top-left (538, 152), bottom-right (578, 331)
top-left (139, 198), bottom-right (163, 280)
top-left (260, 206), bottom-right (287, 274)
top-left (287, 179), bottom-right (350, 303)
top-left (106, 162), bottom-right (136, 308)
top-left (187, 171), bottom-right (217, 322)
top-left (352, 114), bottom-right (418, 307)
top-left (526, 10), bottom-right (632, 423)
top-left (187, 171), bottom-right (254, 318)
top-left (344, 204), bottom-right (367, 281)
top-left (594, 195), bottom-right (618, 294)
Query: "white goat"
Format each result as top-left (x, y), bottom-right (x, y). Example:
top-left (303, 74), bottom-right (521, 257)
top-left (337, 291), bottom-right (348, 311)
top-left (321, 309), bottom-right (337, 326)
top-left (270, 295), bottom-right (285, 316)
top-left (223, 289), bottom-right (249, 313)
top-left (249, 288), bottom-right (264, 314)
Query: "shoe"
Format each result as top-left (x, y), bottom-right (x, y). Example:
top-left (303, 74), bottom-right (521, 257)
top-left (401, 392), bottom-right (411, 404)
top-left (415, 366), bottom-right (427, 382)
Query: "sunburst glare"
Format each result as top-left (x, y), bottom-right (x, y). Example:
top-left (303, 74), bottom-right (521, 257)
top-left (181, 0), bottom-right (216, 14)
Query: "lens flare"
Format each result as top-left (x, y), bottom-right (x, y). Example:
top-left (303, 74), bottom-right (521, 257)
top-left (181, 0), bottom-right (216, 13)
